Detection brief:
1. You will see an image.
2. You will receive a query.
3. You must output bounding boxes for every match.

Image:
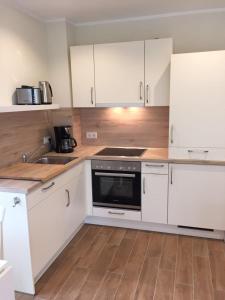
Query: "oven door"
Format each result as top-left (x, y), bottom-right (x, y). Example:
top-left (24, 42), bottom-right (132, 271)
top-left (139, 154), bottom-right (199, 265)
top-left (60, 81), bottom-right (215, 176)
top-left (92, 170), bottom-right (141, 210)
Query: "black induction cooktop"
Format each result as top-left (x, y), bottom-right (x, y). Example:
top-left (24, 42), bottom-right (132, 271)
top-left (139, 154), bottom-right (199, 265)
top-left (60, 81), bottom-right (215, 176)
top-left (95, 147), bottom-right (146, 157)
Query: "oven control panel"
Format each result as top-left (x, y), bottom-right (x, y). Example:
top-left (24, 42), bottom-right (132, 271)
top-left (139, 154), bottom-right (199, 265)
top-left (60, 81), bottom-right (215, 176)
top-left (91, 160), bottom-right (141, 172)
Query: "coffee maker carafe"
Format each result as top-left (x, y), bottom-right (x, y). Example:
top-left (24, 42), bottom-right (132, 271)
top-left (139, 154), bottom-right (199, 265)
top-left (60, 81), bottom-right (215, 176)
top-left (54, 126), bottom-right (77, 153)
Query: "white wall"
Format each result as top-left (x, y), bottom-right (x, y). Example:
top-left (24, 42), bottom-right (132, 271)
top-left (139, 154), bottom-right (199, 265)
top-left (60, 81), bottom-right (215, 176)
top-left (71, 11), bottom-right (225, 53)
top-left (0, 4), bottom-right (48, 106)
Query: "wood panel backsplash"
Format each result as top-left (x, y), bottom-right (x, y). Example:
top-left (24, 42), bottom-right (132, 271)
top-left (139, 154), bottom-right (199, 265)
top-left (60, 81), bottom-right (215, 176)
top-left (0, 111), bottom-right (51, 168)
top-left (0, 109), bottom-right (81, 168)
top-left (79, 107), bottom-right (169, 148)
top-left (0, 107), bottom-right (168, 168)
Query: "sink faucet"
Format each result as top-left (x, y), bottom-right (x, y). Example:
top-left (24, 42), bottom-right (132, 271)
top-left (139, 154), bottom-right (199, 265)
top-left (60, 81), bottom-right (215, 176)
top-left (21, 153), bottom-right (29, 163)
top-left (21, 144), bottom-right (47, 163)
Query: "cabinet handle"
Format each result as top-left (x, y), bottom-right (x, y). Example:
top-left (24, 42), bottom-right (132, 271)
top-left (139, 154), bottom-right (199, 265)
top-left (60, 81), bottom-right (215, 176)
top-left (65, 189), bottom-right (71, 207)
top-left (143, 177), bottom-right (146, 194)
top-left (108, 211), bottom-right (125, 216)
top-left (42, 182), bottom-right (55, 192)
top-left (145, 164), bottom-right (165, 168)
top-left (13, 197), bottom-right (21, 208)
top-left (146, 84), bottom-right (149, 104)
top-left (91, 87), bottom-right (94, 105)
top-left (170, 167), bottom-right (173, 185)
top-left (139, 81), bottom-right (143, 100)
top-left (187, 150), bottom-right (209, 154)
top-left (170, 125), bottom-right (174, 144)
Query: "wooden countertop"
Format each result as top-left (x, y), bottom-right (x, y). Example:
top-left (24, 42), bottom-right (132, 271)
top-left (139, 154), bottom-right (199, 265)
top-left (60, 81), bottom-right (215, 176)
top-left (0, 179), bottom-right (42, 194)
top-left (0, 146), bottom-right (100, 193)
top-left (0, 145), bottom-right (225, 194)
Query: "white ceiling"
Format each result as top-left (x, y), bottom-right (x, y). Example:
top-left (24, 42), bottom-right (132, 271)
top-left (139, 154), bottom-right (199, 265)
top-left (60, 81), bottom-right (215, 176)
top-left (3, 0), bottom-right (225, 24)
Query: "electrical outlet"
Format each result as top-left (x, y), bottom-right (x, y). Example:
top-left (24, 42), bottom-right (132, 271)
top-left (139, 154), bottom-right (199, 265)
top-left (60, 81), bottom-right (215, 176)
top-left (86, 131), bottom-right (98, 139)
top-left (43, 136), bottom-right (51, 145)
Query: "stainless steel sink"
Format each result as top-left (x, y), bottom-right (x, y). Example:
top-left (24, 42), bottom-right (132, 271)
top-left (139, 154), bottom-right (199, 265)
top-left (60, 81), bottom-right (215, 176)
top-left (32, 156), bottom-right (78, 165)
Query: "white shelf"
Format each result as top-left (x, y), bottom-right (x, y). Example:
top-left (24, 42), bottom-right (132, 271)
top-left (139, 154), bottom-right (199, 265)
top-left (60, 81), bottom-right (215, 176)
top-left (0, 104), bottom-right (60, 113)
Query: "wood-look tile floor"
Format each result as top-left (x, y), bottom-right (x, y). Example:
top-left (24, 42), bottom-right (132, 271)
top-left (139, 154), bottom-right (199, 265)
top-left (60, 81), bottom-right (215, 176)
top-left (16, 224), bottom-right (225, 300)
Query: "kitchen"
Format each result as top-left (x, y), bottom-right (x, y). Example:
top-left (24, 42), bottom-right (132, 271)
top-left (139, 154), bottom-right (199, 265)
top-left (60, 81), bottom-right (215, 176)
top-left (0, 1), bottom-right (225, 299)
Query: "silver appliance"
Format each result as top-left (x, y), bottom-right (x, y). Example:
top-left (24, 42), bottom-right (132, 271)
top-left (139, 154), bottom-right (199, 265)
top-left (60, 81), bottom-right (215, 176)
top-left (39, 81), bottom-right (53, 104)
top-left (92, 160), bottom-right (141, 210)
top-left (16, 86), bottom-right (41, 105)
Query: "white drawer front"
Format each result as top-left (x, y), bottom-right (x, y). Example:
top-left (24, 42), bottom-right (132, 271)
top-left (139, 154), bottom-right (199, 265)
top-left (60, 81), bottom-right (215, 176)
top-left (169, 147), bottom-right (225, 161)
top-left (28, 162), bottom-right (84, 210)
top-left (142, 162), bottom-right (168, 174)
top-left (93, 207), bottom-right (141, 221)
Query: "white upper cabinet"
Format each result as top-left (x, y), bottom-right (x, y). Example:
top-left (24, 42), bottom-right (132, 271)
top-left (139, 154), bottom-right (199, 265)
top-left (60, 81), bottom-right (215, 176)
top-left (145, 38), bottom-right (172, 106)
top-left (70, 39), bottom-right (172, 107)
top-left (169, 51), bottom-right (225, 160)
top-left (94, 41), bottom-right (145, 106)
top-left (70, 45), bottom-right (95, 107)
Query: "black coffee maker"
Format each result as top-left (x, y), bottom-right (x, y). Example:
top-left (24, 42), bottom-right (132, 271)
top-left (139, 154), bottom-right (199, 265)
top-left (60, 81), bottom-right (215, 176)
top-left (54, 126), bottom-right (77, 153)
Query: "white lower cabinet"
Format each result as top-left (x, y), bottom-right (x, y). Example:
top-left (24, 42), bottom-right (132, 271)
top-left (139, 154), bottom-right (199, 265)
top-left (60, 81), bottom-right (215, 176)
top-left (168, 164), bottom-right (225, 230)
top-left (64, 171), bottom-right (86, 240)
top-left (28, 187), bottom-right (67, 279)
top-left (0, 193), bottom-right (34, 294)
top-left (0, 162), bottom-right (86, 295)
top-left (29, 163), bottom-right (86, 281)
top-left (141, 162), bottom-right (168, 224)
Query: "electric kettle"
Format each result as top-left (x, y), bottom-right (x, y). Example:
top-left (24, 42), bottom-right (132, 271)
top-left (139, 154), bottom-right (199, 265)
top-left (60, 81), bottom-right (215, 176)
top-left (39, 81), bottom-right (53, 104)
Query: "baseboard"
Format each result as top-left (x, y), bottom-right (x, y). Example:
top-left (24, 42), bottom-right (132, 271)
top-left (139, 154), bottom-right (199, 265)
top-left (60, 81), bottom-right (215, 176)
top-left (85, 216), bottom-right (225, 240)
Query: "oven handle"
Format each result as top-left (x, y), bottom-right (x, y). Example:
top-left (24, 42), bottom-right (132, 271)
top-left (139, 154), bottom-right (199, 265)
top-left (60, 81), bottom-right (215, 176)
top-left (108, 211), bottom-right (125, 216)
top-left (94, 172), bottom-right (136, 178)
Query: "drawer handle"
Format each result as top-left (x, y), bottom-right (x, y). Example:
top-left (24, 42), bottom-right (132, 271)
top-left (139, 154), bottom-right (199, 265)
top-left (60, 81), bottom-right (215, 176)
top-left (145, 164), bottom-right (165, 168)
top-left (91, 87), bottom-right (94, 105)
top-left (170, 125), bottom-right (174, 144)
top-left (139, 81), bottom-right (143, 100)
top-left (146, 84), bottom-right (150, 104)
top-left (143, 177), bottom-right (146, 194)
top-left (108, 211), bottom-right (125, 216)
top-left (65, 189), bottom-right (71, 207)
top-left (13, 197), bottom-right (21, 207)
top-left (187, 150), bottom-right (209, 154)
top-left (42, 182), bottom-right (55, 192)
top-left (170, 166), bottom-right (173, 185)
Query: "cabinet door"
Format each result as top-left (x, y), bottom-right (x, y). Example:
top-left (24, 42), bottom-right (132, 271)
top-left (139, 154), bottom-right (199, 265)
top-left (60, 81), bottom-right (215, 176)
top-left (145, 38), bottom-right (172, 106)
top-left (168, 164), bottom-right (225, 230)
top-left (169, 51), bottom-right (225, 148)
top-left (70, 45), bottom-right (95, 107)
top-left (28, 188), bottom-right (66, 278)
top-left (64, 170), bottom-right (86, 239)
top-left (0, 194), bottom-right (34, 294)
top-left (142, 174), bottom-right (168, 224)
top-left (0, 266), bottom-right (15, 300)
top-left (95, 41), bottom-right (144, 106)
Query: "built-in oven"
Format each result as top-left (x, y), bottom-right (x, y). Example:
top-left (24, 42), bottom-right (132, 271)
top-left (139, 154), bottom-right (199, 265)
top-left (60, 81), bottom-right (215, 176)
top-left (92, 160), bottom-right (141, 211)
